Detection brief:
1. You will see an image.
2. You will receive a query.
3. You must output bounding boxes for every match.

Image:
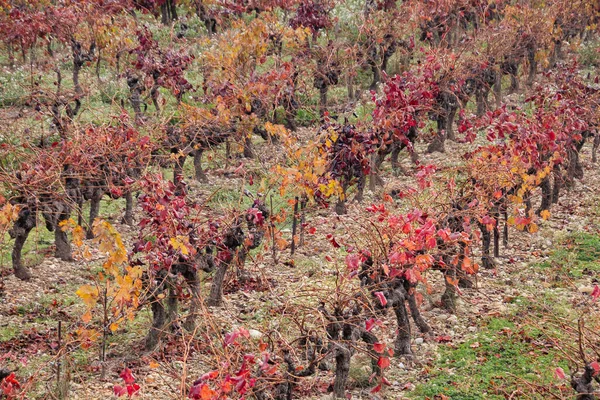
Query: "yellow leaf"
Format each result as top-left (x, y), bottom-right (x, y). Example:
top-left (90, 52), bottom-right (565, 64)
top-left (110, 247), bottom-right (128, 265)
top-left (528, 223), bottom-right (539, 233)
top-left (540, 210), bottom-right (551, 220)
top-left (170, 236), bottom-right (189, 255)
top-left (103, 259), bottom-right (118, 277)
top-left (149, 361), bottom-right (159, 369)
top-left (73, 225), bottom-right (85, 247)
top-left (83, 247), bottom-right (93, 260)
top-left (0, 204), bottom-right (19, 229)
top-left (76, 285), bottom-right (99, 307)
top-left (58, 218), bottom-right (75, 231)
top-left (109, 323), bottom-right (119, 332)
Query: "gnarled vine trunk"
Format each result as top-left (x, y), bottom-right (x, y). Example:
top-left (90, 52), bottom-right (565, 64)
top-left (10, 207), bottom-right (36, 280)
top-left (55, 208), bottom-right (73, 262)
top-left (193, 149), bottom-right (208, 183)
top-left (123, 192), bottom-right (134, 226)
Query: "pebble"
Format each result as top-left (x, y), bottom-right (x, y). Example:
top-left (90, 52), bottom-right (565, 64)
top-left (415, 338), bottom-right (424, 345)
top-left (436, 313), bottom-right (451, 321)
top-left (249, 329), bottom-right (262, 339)
top-left (578, 286), bottom-right (594, 294)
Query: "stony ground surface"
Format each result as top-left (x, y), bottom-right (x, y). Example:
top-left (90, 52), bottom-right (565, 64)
top-left (1, 132), bottom-right (599, 399)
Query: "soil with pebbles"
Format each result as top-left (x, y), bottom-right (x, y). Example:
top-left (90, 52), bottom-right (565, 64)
top-left (1, 132), bottom-right (599, 399)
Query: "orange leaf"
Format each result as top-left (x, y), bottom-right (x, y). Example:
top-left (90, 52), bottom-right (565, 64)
top-left (82, 310), bottom-right (92, 323)
top-left (528, 223), bottom-right (539, 233)
top-left (445, 276), bottom-right (459, 287)
top-left (200, 383), bottom-right (216, 400)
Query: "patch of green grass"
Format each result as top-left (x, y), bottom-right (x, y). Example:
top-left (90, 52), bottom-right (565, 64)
top-left (349, 354), bottom-right (374, 388)
top-left (0, 225), bottom-right (54, 271)
top-left (534, 232), bottom-right (600, 278)
top-left (0, 324), bottom-right (21, 341)
top-left (296, 108), bottom-right (320, 127)
top-left (412, 318), bottom-right (566, 399)
top-left (578, 40), bottom-right (600, 67)
top-left (568, 233), bottom-right (600, 262)
top-left (208, 187), bottom-right (248, 207)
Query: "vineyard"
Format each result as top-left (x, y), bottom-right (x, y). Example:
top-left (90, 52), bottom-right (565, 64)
top-left (1, 0), bottom-right (600, 399)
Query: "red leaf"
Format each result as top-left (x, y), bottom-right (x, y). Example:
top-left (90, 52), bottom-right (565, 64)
top-left (139, 136), bottom-right (150, 146)
top-left (326, 234), bottom-right (341, 248)
top-left (591, 285), bottom-right (600, 301)
top-left (374, 291), bottom-right (387, 306)
top-left (402, 223), bottom-right (412, 234)
top-left (200, 371), bottom-right (219, 381)
top-left (120, 368), bottom-right (135, 385)
top-left (127, 383), bottom-right (140, 396)
top-left (554, 367), bottom-right (566, 380)
top-left (365, 318), bottom-right (376, 332)
top-left (0, 373), bottom-right (20, 396)
top-left (426, 236), bottom-right (437, 249)
top-left (434, 335), bottom-right (452, 343)
top-left (345, 254), bottom-right (360, 271)
top-left (377, 356), bottom-right (390, 369)
top-left (2, 373), bottom-right (19, 387)
top-left (373, 343), bottom-right (385, 353)
top-left (114, 385), bottom-right (127, 397)
top-left (370, 384), bottom-right (382, 393)
top-left (590, 361), bottom-right (600, 376)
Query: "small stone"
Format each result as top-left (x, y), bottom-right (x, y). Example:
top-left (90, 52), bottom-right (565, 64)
top-left (398, 362), bottom-right (405, 369)
top-left (172, 361), bottom-right (184, 370)
top-left (468, 326), bottom-right (477, 333)
top-left (249, 329), bottom-right (262, 339)
top-left (415, 338), bottom-right (424, 345)
top-left (437, 313), bottom-right (450, 321)
top-left (579, 286), bottom-right (594, 294)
